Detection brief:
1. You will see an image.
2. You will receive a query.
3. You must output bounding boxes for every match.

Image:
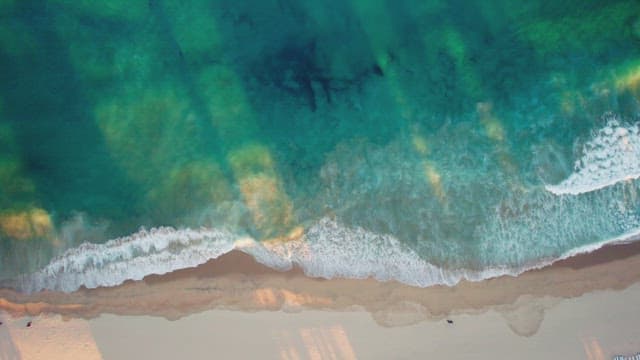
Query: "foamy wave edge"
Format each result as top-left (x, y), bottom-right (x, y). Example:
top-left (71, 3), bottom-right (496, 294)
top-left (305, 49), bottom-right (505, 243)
top-left (6, 218), bottom-right (640, 294)
top-left (546, 118), bottom-right (640, 195)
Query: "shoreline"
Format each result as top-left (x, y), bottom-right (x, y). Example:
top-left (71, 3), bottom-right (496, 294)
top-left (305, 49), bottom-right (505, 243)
top-left (2, 238), bottom-right (640, 359)
top-left (4, 283), bottom-right (640, 359)
top-left (0, 237), bottom-right (639, 332)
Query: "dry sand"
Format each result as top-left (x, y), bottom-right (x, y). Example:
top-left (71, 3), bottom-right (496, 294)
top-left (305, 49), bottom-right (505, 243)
top-left (1, 240), bottom-right (640, 359)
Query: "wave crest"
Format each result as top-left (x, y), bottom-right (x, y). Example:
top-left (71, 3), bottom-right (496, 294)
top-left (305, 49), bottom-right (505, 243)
top-left (9, 218), bottom-right (640, 294)
top-left (546, 117), bottom-right (640, 195)
top-left (14, 227), bottom-right (238, 293)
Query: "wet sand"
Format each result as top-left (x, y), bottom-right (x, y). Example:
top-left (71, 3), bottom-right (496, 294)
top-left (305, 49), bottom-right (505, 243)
top-left (1, 240), bottom-right (640, 358)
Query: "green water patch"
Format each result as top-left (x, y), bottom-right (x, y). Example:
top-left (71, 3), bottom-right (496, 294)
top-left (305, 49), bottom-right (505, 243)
top-left (195, 65), bottom-right (258, 150)
top-left (520, 1), bottom-right (639, 58)
top-left (0, 19), bottom-right (39, 59)
top-left (0, 2), bottom-right (142, 225)
top-left (95, 84), bottom-right (234, 225)
top-left (52, 15), bottom-right (152, 91)
top-left (95, 85), bottom-right (204, 184)
top-left (0, 0), bottom-right (15, 12)
top-left (47, 0), bottom-right (149, 23)
top-left (161, 0), bottom-right (223, 67)
top-left (146, 160), bottom-right (232, 225)
top-left (0, 114), bottom-right (36, 212)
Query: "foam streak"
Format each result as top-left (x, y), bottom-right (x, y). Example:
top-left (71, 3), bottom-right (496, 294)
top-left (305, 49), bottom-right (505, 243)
top-left (8, 219), bottom-right (640, 294)
top-left (546, 118), bottom-right (640, 195)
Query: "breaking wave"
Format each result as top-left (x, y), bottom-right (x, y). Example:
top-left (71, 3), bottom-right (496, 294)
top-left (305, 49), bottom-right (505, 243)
top-left (546, 118), bottom-right (640, 195)
top-left (12, 227), bottom-right (238, 293)
top-left (7, 218), bottom-right (640, 294)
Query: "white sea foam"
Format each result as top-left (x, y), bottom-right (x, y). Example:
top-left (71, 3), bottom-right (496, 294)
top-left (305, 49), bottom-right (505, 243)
top-left (10, 218), bottom-right (640, 294)
top-left (15, 227), bottom-right (239, 293)
top-left (243, 218), bottom-right (512, 287)
top-left (546, 118), bottom-right (640, 195)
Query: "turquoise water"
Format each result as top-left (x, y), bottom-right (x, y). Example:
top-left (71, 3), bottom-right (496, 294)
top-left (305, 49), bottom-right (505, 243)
top-left (1, 0), bottom-right (640, 291)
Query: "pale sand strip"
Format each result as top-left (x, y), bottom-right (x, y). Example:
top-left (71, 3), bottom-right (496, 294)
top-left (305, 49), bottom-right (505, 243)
top-left (1, 283), bottom-right (639, 359)
top-left (88, 284), bottom-right (640, 359)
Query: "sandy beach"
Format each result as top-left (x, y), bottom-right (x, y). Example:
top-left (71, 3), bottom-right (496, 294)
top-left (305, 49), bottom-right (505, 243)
top-left (1, 283), bottom-right (640, 360)
top-left (1, 240), bottom-right (640, 359)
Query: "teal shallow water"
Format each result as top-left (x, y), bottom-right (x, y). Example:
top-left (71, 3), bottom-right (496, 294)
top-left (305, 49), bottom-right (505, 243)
top-left (1, 0), bottom-right (640, 291)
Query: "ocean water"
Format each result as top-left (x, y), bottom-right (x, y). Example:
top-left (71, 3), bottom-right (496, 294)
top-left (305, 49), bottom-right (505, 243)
top-left (1, 0), bottom-right (640, 292)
